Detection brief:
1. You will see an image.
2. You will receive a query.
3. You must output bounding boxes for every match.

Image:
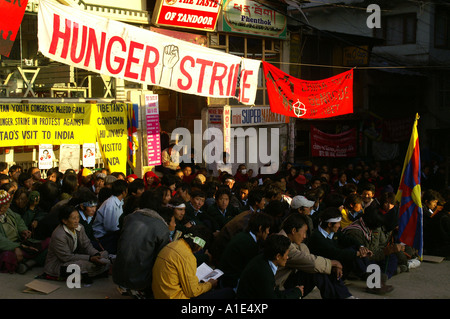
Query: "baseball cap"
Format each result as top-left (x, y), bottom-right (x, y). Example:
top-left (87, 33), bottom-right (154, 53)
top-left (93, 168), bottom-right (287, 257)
top-left (291, 195), bottom-right (315, 210)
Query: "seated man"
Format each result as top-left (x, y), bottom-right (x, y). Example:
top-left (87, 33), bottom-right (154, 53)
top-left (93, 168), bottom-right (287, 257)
top-left (340, 193), bottom-right (364, 229)
top-left (236, 234), bottom-right (303, 299)
top-left (219, 212), bottom-right (273, 289)
top-left (183, 190), bottom-right (213, 231)
top-left (152, 225), bottom-right (234, 299)
top-left (343, 205), bottom-right (404, 279)
top-left (92, 180), bottom-right (128, 254)
top-left (209, 188), bottom-right (266, 265)
top-left (308, 207), bottom-right (373, 280)
top-left (276, 213), bottom-right (354, 299)
top-left (113, 193), bottom-right (170, 298)
top-left (308, 207), bottom-right (394, 295)
top-left (206, 187), bottom-right (240, 231)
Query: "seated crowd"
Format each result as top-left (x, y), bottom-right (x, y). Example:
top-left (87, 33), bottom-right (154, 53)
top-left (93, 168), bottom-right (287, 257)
top-left (0, 157), bottom-right (448, 299)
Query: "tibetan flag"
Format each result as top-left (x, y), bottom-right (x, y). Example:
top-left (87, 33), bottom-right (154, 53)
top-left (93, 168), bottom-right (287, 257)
top-left (127, 104), bottom-right (139, 169)
top-left (395, 113), bottom-right (423, 259)
top-left (262, 61), bottom-right (353, 119)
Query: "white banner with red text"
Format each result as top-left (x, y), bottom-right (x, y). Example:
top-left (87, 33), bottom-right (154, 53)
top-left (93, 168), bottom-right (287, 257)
top-left (37, 0), bottom-right (260, 105)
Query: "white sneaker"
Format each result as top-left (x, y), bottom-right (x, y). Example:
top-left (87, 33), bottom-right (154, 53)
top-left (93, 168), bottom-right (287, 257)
top-left (408, 258), bottom-right (421, 269)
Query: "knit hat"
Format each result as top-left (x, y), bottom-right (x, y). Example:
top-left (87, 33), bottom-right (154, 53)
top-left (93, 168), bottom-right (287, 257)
top-left (0, 190), bottom-right (11, 205)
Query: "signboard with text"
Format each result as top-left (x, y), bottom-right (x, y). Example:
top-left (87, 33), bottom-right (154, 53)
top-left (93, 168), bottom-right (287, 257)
top-left (310, 126), bottom-right (357, 158)
top-left (0, 102), bottom-right (127, 174)
top-left (207, 106), bottom-right (286, 127)
top-left (152, 0), bottom-right (222, 31)
top-left (219, 0), bottom-right (287, 39)
top-left (145, 95), bottom-right (162, 166)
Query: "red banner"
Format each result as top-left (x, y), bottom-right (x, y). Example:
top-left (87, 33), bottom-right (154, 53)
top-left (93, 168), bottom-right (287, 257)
top-left (310, 126), bottom-right (357, 157)
top-left (0, 0), bottom-right (29, 57)
top-left (262, 61), bottom-right (353, 119)
top-left (382, 117), bottom-right (414, 143)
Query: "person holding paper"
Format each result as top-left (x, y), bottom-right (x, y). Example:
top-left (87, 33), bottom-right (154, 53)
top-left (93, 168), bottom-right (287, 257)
top-left (152, 225), bottom-right (234, 299)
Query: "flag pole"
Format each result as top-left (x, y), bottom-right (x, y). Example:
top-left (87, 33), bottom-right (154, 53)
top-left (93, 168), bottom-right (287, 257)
top-left (395, 113), bottom-right (423, 261)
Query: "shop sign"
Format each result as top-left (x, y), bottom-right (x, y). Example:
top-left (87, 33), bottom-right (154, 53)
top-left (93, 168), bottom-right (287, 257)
top-left (343, 46), bottom-right (369, 66)
top-left (152, 0), bottom-right (222, 31)
top-left (220, 0), bottom-right (287, 39)
top-left (208, 106), bottom-right (286, 127)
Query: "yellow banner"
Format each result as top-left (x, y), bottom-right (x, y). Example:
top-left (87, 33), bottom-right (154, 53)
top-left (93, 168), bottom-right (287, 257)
top-left (0, 103), bottom-right (94, 145)
top-left (94, 103), bottom-right (128, 174)
top-left (0, 102), bottom-right (128, 174)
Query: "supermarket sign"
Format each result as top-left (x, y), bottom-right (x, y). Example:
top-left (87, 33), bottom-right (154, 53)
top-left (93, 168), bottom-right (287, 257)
top-left (152, 0), bottom-right (222, 31)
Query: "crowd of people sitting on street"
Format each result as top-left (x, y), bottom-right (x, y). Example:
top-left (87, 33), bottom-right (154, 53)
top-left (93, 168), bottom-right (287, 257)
top-left (0, 154), bottom-right (449, 299)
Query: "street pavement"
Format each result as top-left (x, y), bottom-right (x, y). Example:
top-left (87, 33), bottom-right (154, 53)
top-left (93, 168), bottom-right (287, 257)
top-left (0, 259), bottom-right (449, 300)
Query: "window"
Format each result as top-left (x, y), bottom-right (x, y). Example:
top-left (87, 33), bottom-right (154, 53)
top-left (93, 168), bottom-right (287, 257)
top-left (208, 33), bottom-right (281, 106)
top-left (435, 5), bottom-right (450, 49)
top-left (374, 13), bottom-right (417, 45)
top-left (438, 72), bottom-right (450, 109)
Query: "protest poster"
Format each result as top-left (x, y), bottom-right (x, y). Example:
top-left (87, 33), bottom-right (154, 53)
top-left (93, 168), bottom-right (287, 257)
top-left (145, 95), bottom-right (162, 166)
top-left (38, 144), bottom-right (53, 169)
top-left (38, 0), bottom-right (260, 105)
top-left (82, 143), bottom-right (96, 168)
top-left (59, 144), bottom-right (81, 173)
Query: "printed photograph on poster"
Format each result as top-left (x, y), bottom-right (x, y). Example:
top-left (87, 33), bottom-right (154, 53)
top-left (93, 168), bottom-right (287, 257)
top-left (83, 143), bottom-right (96, 168)
top-left (59, 144), bottom-right (81, 173)
top-left (38, 145), bottom-right (53, 170)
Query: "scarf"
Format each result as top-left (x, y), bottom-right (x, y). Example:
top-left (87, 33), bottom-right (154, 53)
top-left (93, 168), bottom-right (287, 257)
top-left (343, 217), bottom-right (372, 242)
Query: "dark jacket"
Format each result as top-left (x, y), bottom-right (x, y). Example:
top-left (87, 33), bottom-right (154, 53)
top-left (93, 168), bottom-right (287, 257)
top-left (308, 228), bottom-right (361, 267)
top-left (219, 231), bottom-right (261, 288)
top-left (423, 209), bottom-right (450, 257)
top-left (206, 203), bottom-right (240, 231)
top-left (236, 254), bottom-right (302, 299)
top-left (112, 208), bottom-right (170, 292)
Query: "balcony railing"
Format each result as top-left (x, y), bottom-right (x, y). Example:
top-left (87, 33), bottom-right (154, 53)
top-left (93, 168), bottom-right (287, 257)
top-left (26, 0), bottom-right (150, 24)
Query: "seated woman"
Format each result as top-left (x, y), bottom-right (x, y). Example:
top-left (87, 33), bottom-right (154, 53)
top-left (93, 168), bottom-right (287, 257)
top-left (44, 205), bottom-right (110, 284)
top-left (0, 190), bottom-right (49, 274)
